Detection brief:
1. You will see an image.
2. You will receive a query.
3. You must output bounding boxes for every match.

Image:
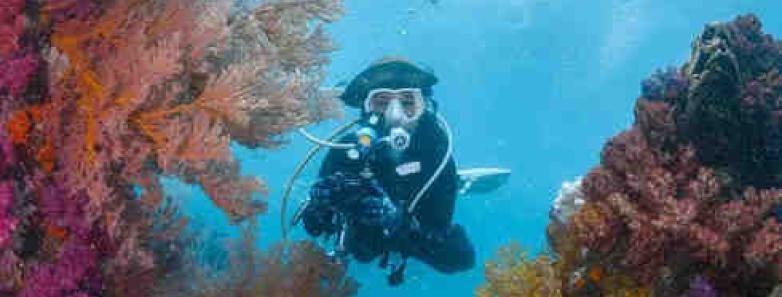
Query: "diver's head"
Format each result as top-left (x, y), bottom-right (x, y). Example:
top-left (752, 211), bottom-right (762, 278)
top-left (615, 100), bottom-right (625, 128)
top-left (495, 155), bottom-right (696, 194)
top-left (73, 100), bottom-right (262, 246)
top-left (340, 56), bottom-right (438, 133)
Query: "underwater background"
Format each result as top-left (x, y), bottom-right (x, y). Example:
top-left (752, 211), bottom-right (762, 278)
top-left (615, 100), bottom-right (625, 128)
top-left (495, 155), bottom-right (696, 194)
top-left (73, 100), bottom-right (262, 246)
top-left (241, 1), bottom-right (782, 296)
top-left (2, 0), bottom-right (782, 296)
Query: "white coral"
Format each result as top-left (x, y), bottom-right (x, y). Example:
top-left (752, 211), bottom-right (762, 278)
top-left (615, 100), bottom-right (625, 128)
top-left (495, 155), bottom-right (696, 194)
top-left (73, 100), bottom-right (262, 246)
top-left (550, 176), bottom-right (585, 224)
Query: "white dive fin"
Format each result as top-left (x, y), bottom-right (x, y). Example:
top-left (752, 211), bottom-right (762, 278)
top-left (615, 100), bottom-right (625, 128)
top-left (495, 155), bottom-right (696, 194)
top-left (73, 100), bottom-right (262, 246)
top-left (457, 167), bottom-right (511, 196)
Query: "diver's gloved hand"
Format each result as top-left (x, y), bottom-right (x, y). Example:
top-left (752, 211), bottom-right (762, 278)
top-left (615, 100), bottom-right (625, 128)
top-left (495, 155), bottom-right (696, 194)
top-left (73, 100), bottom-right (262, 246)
top-left (356, 196), bottom-right (402, 235)
top-left (302, 205), bottom-right (337, 237)
top-left (303, 172), bottom-right (353, 237)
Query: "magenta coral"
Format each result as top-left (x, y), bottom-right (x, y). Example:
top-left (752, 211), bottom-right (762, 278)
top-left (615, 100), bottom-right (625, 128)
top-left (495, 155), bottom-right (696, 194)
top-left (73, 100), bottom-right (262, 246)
top-left (0, 181), bottom-right (16, 249)
top-left (39, 182), bottom-right (92, 238)
top-left (0, 0), bottom-right (25, 56)
top-left (0, 0), bottom-right (37, 101)
top-left (0, 53), bottom-right (40, 98)
top-left (44, 0), bottom-right (100, 24)
top-left (0, 0), bottom-right (25, 19)
top-left (0, 250), bottom-right (20, 292)
top-left (19, 239), bottom-right (99, 297)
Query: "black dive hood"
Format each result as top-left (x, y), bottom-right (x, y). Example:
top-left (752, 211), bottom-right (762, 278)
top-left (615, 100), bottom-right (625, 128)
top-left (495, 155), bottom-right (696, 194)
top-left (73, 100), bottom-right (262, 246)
top-left (340, 57), bottom-right (438, 109)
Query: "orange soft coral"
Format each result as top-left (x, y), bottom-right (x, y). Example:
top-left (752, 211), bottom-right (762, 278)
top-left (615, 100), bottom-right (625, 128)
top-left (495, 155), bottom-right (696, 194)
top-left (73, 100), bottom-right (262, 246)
top-left (5, 110), bottom-right (30, 144)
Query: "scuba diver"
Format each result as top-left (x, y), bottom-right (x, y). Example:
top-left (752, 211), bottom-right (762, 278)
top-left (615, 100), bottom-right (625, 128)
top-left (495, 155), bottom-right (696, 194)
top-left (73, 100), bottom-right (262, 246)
top-left (297, 57), bottom-right (475, 285)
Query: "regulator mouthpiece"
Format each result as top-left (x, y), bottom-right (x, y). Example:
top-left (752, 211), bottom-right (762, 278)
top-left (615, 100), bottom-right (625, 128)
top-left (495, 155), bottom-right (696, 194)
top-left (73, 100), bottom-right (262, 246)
top-left (388, 127), bottom-right (411, 151)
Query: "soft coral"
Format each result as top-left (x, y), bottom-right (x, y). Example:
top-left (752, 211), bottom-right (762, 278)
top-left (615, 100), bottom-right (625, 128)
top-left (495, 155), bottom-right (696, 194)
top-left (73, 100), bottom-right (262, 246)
top-left (0, 0), bottom-right (25, 56)
top-left (0, 181), bottom-right (16, 249)
top-left (19, 239), bottom-right (99, 297)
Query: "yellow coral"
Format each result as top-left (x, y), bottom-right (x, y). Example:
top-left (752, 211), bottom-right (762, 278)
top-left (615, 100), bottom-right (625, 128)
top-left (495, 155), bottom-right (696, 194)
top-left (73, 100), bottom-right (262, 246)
top-left (599, 274), bottom-right (653, 297)
top-left (477, 242), bottom-right (563, 297)
top-left (479, 240), bottom-right (655, 297)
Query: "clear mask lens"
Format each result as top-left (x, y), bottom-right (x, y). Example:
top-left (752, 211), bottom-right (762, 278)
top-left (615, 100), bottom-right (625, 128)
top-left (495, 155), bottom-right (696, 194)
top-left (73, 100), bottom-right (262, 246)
top-left (364, 88), bottom-right (425, 123)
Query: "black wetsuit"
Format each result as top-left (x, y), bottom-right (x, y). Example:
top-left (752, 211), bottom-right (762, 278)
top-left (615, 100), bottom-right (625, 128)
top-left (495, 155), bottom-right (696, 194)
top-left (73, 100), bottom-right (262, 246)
top-left (302, 112), bottom-right (475, 274)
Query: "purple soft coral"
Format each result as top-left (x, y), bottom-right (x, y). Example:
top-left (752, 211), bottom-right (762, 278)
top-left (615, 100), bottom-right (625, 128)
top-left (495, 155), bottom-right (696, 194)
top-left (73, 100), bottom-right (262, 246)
top-left (39, 183), bottom-right (93, 239)
top-left (46, 0), bottom-right (99, 23)
top-left (19, 239), bottom-right (99, 297)
top-left (682, 275), bottom-right (718, 297)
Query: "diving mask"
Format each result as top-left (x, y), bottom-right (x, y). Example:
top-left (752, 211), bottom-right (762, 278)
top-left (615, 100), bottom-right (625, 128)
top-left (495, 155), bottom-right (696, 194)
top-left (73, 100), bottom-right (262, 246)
top-left (364, 88), bottom-right (425, 126)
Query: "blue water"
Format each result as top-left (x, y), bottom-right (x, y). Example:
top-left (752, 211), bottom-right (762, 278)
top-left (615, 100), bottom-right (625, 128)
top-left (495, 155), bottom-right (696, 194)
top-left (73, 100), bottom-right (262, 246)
top-left (177, 1), bottom-right (782, 296)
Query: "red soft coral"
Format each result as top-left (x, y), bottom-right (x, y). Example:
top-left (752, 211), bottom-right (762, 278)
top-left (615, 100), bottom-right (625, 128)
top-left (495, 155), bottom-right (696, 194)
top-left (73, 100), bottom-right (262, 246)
top-left (576, 125), bottom-right (782, 286)
top-left (558, 15), bottom-right (782, 297)
top-left (744, 219), bottom-right (782, 280)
